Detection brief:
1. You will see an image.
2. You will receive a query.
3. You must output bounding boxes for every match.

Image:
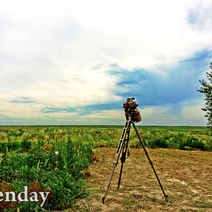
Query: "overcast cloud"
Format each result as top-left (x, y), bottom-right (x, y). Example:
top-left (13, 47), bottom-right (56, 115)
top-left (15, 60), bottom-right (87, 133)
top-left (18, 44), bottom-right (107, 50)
top-left (0, 0), bottom-right (212, 125)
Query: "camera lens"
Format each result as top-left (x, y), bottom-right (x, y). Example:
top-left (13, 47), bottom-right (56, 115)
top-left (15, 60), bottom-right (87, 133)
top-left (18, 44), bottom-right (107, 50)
top-left (133, 109), bottom-right (142, 122)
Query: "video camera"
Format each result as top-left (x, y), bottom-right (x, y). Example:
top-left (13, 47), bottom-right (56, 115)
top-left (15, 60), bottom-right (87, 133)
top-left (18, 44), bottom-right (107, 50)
top-left (123, 97), bottom-right (142, 123)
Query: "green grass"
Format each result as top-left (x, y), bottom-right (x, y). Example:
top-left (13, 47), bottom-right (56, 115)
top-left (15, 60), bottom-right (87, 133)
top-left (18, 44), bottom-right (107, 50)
top-left (0, 126), bottom-right (97, 211)
top-left (0, 125), bottom-right (211, 150)
top-left (0, 125), bottom-right (211, 211)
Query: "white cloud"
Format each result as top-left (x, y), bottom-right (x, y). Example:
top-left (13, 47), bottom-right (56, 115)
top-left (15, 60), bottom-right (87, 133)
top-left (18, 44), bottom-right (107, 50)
top-left (141, 99), bottom-right (206, 126)
top-left (0, 0), bottom-right (211, 125)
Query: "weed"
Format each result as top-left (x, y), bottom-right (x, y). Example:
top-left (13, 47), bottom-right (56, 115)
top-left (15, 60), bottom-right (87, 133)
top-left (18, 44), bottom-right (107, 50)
top-left (193, 197), bottom-right (212, 209)
top-left (124, 197), bottom-right (132, 209)
top-left (151, 196), bottom-right (157, 202)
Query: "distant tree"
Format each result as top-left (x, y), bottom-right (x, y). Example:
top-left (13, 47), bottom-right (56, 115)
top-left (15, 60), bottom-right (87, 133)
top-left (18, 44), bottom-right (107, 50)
top-left (198, 62), bottom-right (212, 131)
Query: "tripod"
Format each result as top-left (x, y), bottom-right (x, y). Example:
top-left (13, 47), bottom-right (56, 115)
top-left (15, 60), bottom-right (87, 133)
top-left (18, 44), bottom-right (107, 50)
top-left (102, 98), bottom-right (168, 203)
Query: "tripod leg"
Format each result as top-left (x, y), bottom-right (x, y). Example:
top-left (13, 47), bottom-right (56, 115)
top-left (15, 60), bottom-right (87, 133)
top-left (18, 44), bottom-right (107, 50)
top-left (117, 151), bottom-right (126, 188)
top-left (117, 123), bottom-right (131, 188)
top-left (132, 122), bottom-right (168, 199)
top-left (102, 160), bottom-right (118, 204)
top-left (102, 120), bottom-right (131, 203)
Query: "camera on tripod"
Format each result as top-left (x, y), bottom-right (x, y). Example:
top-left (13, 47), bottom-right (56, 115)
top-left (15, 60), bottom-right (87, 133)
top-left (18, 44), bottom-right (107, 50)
top-left (123, 97), bottom-right (142, 123)
top-left (102, 97), bottom-right (168, 204)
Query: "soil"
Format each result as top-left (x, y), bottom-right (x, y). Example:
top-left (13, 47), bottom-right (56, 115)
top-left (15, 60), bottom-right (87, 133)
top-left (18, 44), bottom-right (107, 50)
top-left (76, 147), bottom-right (212, 212)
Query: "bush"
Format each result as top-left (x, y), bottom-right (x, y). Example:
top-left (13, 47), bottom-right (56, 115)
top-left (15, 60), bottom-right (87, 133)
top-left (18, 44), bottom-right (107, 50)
top-left (155, 137), bottom-right (169, 148)
top-left (146, 137), bottom-right (168, 148)
top-left (0, 139), bottom-right (94, 211)
top-left (21, 138), bottom-right (32, 152)
top-left (0, 141), bottom-right (21, 153)
top-left (179, 136), bottom-right (206, 151)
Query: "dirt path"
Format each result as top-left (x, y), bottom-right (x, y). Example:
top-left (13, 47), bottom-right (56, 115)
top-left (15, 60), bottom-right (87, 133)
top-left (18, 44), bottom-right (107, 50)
top-left (76, 147), bottom-right (212, 212)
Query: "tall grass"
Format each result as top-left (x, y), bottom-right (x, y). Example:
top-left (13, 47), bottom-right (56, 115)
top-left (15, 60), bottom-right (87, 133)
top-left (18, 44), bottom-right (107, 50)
top-left (0, 125), bottom-right (211, 211)
top-left (0, 129), bottom-right (95, 211)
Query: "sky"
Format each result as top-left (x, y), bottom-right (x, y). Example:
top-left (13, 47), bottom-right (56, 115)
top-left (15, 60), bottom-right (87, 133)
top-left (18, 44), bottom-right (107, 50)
top-left (0, 0), bottom-right (212, 126)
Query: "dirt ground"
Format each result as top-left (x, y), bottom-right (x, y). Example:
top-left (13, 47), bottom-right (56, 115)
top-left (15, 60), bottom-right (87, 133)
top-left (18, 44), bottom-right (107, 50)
top-left (76, 147), bottom-right (212, 212)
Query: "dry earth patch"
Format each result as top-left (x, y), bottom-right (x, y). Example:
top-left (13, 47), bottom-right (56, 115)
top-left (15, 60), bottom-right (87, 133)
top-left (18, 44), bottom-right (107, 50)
top-left (75, 147), bottom-right (212, 212)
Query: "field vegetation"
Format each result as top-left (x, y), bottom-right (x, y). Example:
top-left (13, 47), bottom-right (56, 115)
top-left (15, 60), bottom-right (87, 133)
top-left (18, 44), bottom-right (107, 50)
top-left (0, 125), bottom-right (211, 211)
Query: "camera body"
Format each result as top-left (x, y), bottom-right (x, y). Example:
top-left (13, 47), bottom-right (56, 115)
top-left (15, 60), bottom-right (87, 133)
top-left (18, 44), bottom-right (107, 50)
top-left (123, 97), bottom-right (142, 122)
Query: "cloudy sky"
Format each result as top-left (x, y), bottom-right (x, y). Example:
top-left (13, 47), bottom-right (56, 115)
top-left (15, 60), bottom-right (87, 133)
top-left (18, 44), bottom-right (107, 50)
top-left (0, 0), bottom-right (212, 125)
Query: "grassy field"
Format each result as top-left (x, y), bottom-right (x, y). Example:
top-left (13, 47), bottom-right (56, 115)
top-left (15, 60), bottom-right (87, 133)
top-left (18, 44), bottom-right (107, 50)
top-left (0, 125), bottom-right (211, 211)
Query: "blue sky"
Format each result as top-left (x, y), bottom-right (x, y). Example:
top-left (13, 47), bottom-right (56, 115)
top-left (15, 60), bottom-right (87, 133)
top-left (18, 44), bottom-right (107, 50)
top-left (0, 0), bottom-right (212, 125)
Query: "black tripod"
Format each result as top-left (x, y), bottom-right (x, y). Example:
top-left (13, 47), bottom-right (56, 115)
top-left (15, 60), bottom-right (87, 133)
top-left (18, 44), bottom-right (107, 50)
top-left (102, 98), bottom-right (168, 203)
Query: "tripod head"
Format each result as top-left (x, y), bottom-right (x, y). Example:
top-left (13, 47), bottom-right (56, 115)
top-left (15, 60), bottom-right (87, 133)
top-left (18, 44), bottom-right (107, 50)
top-left (123, 97), bottom-right (142, 122)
